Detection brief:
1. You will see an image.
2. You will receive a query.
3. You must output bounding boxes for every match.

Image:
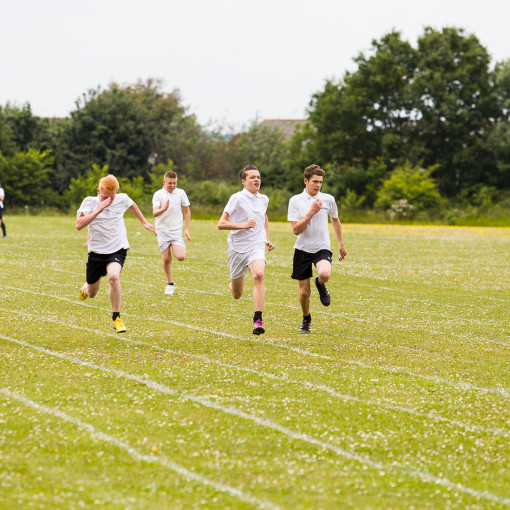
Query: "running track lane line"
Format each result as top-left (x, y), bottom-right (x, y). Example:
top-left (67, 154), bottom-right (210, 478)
top-left (2, 306), bottom-right (510, 440)
top-left (1, 285), bottom-right (509, 398)
top-left (0, 388), bottom-right (279, 510)
top-left (0, 284), bottom-right (329, 360)
top-left (2, 334), bottom-right (510, 506)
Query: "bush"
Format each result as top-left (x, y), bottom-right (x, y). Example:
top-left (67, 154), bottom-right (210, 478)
top-left (375, 163), bottom-right (442, 212)
top-left (0, 149), bottom-right (61, 207)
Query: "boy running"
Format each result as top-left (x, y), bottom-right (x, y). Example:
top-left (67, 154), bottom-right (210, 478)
top-left (76, 174), bottom-right (156, 332)
top-left (218, 165), bottom-right (275, 335)
top-left (288, 164), bottom-right (347, 333)
top-left (152, 171), bottom-right (191, 295)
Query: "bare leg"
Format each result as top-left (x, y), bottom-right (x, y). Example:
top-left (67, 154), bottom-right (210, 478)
top-left (171, 244), bottom-right (186, 262)
top-left (230, 275), bottom-right (245, 299)
top-left (248, 259), bottom-right (266, 311)
top-left (298, 279), bottom-right (311, 316)
top-left (316, 259), bottom-right (332, 285)
top-left (161, 247), bottom-right (173, 283)
top-left (83, 278), bottom-right (101, 298)
top-left (106, 262), bottom-right (122, 312)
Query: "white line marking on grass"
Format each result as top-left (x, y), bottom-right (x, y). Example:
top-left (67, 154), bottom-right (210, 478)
top-left (3, 274), bottom-right (506, 347)
top-left (4, 306), bottom-right (510, 439)
top-left (0, 285), bottom-right (330, 360)
top-left (2, 334), bottom-right (510, 506)
top-left (1, 286), bottom-right (508, 396)
top-left (0, 388), bottom-right (278, 510)
top-left (163, 287), bottom-right (509, 347)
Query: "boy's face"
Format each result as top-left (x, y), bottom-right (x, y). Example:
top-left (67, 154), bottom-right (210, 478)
top-left (242, 170), bottom-right (261, 194)
top-left (163, 178), bottom-right (177, 193)
top-left (97, 188), bottom-right (117, 202)
top-left (304, 175), bottom-right (323, 196)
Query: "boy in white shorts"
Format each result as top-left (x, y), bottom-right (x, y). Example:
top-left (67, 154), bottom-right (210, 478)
top-left (77, 174), bottom-right (157, 333)
top-left (152, 171), bottom-right (191, 295)
top-left (218, 165), bottom-right (275, 335)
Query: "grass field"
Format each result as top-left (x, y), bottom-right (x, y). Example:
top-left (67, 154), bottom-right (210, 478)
top-left (0, 216), bottom-right (509, 509)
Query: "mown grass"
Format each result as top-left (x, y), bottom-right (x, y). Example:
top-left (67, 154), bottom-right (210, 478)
top-left (0, 217), bottom-right (509, 509)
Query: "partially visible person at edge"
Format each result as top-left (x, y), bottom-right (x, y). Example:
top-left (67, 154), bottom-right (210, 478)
top-left (0, 182), bottom-right (7, 238)
top-left (218, 165), bottom-right (275, 335)
top-left (152, 170), bottom-right (191, 295)
top-left (287, 164), bottom-right (347, 334)
top-left (76, 174), bottom-right (157, 333)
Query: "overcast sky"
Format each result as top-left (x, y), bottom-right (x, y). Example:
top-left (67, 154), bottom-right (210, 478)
top-left (1, 0), bottom-right (509, 129)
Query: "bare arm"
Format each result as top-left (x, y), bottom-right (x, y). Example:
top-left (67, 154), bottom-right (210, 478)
top-left (153, 199), bottom-right (169, 217)
top-left (331, 217), bottom-right (347, 261)
top-left (291, 198), bottom-right (322, 235)
top-left (264, 215), bottom-right (275, 251)
top-left (76, 197), bottom-right (112, 230)
top-left (128, 202), bottom-right (157, 235)
top-left (217, 212), bottom-right (256, 231)
top-left (182, 205), bottom-right (191, 241)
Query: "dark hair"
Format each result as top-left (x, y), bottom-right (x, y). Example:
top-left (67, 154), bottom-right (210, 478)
top-left (239, 165), bottom-right (259, 181)
top-left (304, 164), bottom-right (325, 181)
top-left (164, 171), bottom-right (177, 179)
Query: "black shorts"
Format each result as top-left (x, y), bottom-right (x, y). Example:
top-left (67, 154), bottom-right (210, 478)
top-left (291, 249), bottom-right (332, 280)
top-left (0, 207), bottom-right (3, 220)
top-left (86, 249), bottom-right (127, 285)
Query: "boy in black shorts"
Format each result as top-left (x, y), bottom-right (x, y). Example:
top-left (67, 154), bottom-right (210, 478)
top-left (76, 175), bottom-right (156, 332)
top-left (287, 165), bottom-right (347, 333)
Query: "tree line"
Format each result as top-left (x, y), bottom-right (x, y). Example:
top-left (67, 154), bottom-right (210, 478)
top-left (1, 27), bottom-right (510, 223)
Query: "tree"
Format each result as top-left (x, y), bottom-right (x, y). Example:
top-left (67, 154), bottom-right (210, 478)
top-left (306, 31), bottom-right (418, 167)
top-left (225, 121), bottom-right (290, 186)
top-left (0, 149), bottom-right (59, 207)
top-left (55, 79), bottom-right (212, 192)
top-left (409, 27), bottom-right (498, 196)
top-left (0, 107), bottom-right (15, 156)
top-left (298, 27), bottom-right (503, 200)
top-left (57, 84), bottom-right (153, 191)
top-left (487, 59), bottom-right (510, 190)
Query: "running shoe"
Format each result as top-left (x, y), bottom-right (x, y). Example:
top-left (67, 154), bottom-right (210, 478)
top-left (315, 276), bottom-right (331, 306)
top-left (79, 285), bottom-right (88, 301)
top-left (164, 284), bottom-right (175, 295)
top-left (112, 317), bottom-right (127, 333)
top-left (252, 319), bottom-right (265, 335)
top-left (299, 319), bottom-right (311, 334)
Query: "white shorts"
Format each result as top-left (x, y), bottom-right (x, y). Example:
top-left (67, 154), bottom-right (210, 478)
top-left (157, 229), bottom-right (186, 253)
top-left (228, 246), bottom-right (266, 280)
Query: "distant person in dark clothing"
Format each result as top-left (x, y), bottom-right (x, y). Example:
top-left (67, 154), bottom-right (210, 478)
top-left (0, 182), bottom-right (6, 238)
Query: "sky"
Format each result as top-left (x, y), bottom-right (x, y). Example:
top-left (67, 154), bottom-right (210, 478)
top-left (1, 0), bottom-right (509, 129)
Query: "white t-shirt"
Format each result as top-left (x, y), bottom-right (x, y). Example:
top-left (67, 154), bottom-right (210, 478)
top-left (287, 190), bottom-right (338, 253)
top-left (0, 187), bottom-right (4, 209)
top-left (77, 193), bottom-right (134, 254)
top-left (152, 187), bottom-right (190, 231)
top-left (223, 188), bottom-right (269, 253)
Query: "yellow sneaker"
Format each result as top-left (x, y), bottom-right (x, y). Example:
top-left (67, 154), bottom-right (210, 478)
top-left (112, 317), bottom-right (127, 333)
top-left (79, 285), bottom-right (88, 301)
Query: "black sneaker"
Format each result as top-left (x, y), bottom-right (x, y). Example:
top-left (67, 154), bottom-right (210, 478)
top-left (299, 319), bottom-right (311, 334)
top-left (315, 277), bottom-right (331, 306)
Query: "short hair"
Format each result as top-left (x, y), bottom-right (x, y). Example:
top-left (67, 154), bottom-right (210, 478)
top-left (304, 164), bottom-right (325, 181)
top-left (164, 171), bottom-right (177, 180)
top-left (239, 165), bottom-right (259, 181)
top-left (98, 175), bottom-right (119, 192)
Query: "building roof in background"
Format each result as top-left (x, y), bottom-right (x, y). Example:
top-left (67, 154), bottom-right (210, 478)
top-left (261, 118), bottom-right (306, 140)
